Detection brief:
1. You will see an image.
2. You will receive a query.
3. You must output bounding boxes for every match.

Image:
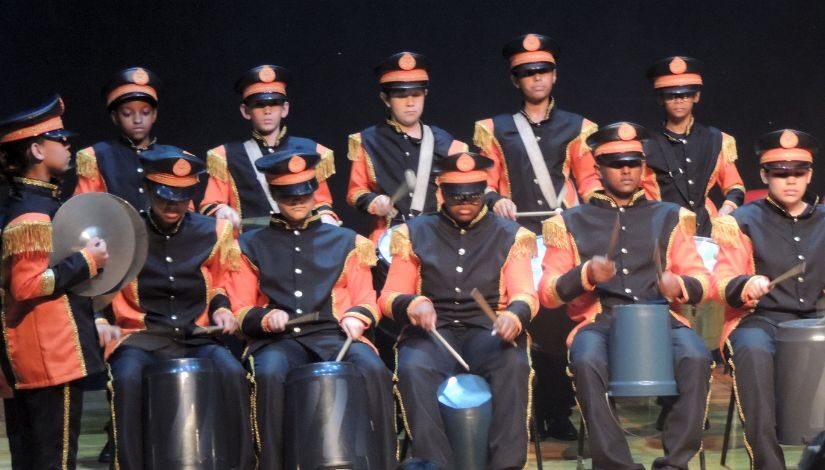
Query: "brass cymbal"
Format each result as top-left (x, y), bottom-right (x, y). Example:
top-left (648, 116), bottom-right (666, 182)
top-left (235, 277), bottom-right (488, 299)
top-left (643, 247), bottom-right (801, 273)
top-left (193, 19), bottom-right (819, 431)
top-left (50, 193), bottom-right (147, 297)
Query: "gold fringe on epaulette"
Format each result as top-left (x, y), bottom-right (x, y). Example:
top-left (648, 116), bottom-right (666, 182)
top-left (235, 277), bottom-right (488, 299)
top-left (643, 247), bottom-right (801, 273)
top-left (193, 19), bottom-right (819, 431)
top-left (215, 223), bottom-right (240, 271)
top-left (473, 121), bottom-right (494, 152)
top-left (390, 228), bottom-right (413, 261)
top-left (678, 208), bottom-right (697, 237)
top-left (711, 215), bottom-right (740, 248)
top-left (355, 238), bottom-right (378, 267)
top-left (347, 134), bottom-right (362, 161)
top-left (2, 221), bottom-right (52, 258)
top-left (511, 228), bottom-right (538, 259)
top-left (75, 149), bottom-right (99, 180)
top-left (206, 150), bottom-right (229, 182)
top-left (315, 149), bottom-right (336, 182)
top-left (576, 121), bottom-right (599, 155)
top-left (722, 134), bottom-right (738, 164)
top-left (542, 216), bottom-right (569, 249)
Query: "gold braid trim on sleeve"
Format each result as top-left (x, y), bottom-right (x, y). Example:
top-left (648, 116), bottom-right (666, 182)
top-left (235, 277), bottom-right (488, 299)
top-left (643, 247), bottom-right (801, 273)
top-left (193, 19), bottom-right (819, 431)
top-left (711, 215), bottom-right (741, 248)
top-left (315, 147), bottom-right (336, 182)
top-left (721, 133), bottom-right (738, 164)
top-left (510, 228), bottom-right (538, 259)
top-left (389, 226), bottom-right (413, 261)
top-left (354, 236), bottom-right (378, 267)
top-left (473, 120), bottom-right (494, 152)
top-left (2, 220), bottom-right (53, 258)
top-left (206, 147), bottom-right (229, 182)
top-left (677, 208), bottom-right (697, 237)
top-left (75, 148), bottom-right (100, 180)
top-left (542, 215), bottom-right (569, 250)
top-left (347, 134), bottom-right (363, 162)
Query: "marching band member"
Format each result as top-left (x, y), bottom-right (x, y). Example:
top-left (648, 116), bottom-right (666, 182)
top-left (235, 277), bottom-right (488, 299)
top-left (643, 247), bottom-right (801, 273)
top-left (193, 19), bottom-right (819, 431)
top-left (642, 56), bottom-right (746, 236)
top-left (347, 51), bottom-right (467, 245)
top-left (104, 145), bottom-right (253, 469)
top-left (228, 149), bottom-right (396, 470)
top-left (199, 65), bottom-right (338, 229)
top-left (75, 67), bottom-right (163, 214)
top-left (539, 122), bottom-right (712, 469)
top-left (379, 152), bottom-right (537, 469)
top-left (713, 129), bottom-right (825, 469)
top-left (0, 96), bottom-right (109, 469)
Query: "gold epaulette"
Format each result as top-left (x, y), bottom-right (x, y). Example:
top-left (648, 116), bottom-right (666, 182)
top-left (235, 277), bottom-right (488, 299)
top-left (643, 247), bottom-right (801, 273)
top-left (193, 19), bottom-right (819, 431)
top-left (542, 215), bottom-right (569, 249)
top-left (315, 147), bottom-right (336, 182)
top-left (721, 133), bottom-right (738, 164)
top-left (678, 208), bottom-right (697, 237)
top-left (390, 226), bottom-right (413, 261)
top-left (206, 146), bottom-right (229, 182)
top-left (347, 134), bottom-right (363, 162)
top-left (511, 227), bottom-right (538, 259)
top-left (2, 219), bottom-right (52, 258)
top-left (576, 119), bottom-right (599, 155)
top-left (354, 236), bottom-right (378, 267)
top-left (711, 215), bottom-right (741, 248)
top-left (473, 119), bottom-right (495, 152)
top-left (214, 219), bottom-right (240, 271)
top-left (76, 147), bottom-right (100, 180)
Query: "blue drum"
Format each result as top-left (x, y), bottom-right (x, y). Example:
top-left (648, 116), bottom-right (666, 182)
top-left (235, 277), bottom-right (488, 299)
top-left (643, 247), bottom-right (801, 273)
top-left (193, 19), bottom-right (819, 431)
top-left (437, 374), bottom-right (493, 470)
top-left (776, 319), bottom-right (825, 445)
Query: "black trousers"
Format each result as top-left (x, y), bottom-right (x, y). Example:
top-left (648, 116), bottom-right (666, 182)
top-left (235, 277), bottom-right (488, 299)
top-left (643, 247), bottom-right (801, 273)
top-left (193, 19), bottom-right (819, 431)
top-left (108, 343), bottom-right (253, 470)
top-left (396, 324), bottom-right (531, 470)
top-left (250, 332), bottom-right (397, 470)
top-left (4, 381), bottom-right (84, 470)
top-left (727, 319), bottom-right (786, 470)
top-left (569, 319), bottom-right (712, 470)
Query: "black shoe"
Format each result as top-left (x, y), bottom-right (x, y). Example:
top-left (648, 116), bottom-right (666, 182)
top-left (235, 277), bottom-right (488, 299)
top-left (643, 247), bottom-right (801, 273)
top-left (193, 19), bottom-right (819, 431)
top-left (543, 416), bottom-right (578, 441)
top-left (98, 436), bottom-right (112, 463)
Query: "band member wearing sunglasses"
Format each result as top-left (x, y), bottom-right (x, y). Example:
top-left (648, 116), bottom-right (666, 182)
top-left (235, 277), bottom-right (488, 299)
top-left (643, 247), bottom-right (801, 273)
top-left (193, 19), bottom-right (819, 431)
top-left (473, 33), bottom-right (602, 440)
top-left (713, 129), bottom-right (825, 470)
top-left (539, 123), bottom-right (712, 470)
top-left (642, 56), bottom-right (746, 236)
top-left (379, 152), bottom-right (537, 469)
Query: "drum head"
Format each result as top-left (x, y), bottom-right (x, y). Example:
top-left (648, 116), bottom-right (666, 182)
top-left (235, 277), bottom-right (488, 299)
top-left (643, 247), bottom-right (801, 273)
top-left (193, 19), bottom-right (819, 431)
top-left (693, 236), bottom-right (719, 271)
top-left (532, 235), bottom-right (546, 290)
top-left (377, 225), bottom-right (398, 265)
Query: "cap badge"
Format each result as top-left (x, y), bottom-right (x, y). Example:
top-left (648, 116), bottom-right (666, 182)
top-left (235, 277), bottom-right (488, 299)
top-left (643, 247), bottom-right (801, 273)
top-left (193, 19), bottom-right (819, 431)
top-left (780, 130), bottom-right (799, 149)
top-left (132, 68), bottom-right (150, 85)
top-left (668, 57), bottom-right (687, 75)
top-left (398, 53), bottom-right (417, 71)
top-left (288, 155), bottom-right (307, 173)
top-left (172, 158), bottom-right (191, 176)
top-left (258, 66), bottom-right (276, 83)
top-left (456, 154), bottom-right (476, 172)
top-left (523, 34), bottom-right (541, 52)
top-left (617, 123), bottom-right (637, 141)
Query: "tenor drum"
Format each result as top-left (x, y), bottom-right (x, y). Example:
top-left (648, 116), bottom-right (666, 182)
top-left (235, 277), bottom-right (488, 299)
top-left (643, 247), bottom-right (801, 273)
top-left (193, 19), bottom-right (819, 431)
top-left (775, 319), bottom-right (825, 445)
top-left (142, 358), bottom-right (226, 469)
top-left (437, 374), bottom-right (493, 470)
top-left (284, 361), bottom-right (378, 469)
top-left (608, 304), bottom-right (678, 397)
top-left (531, 235), bottom-right (547, 290)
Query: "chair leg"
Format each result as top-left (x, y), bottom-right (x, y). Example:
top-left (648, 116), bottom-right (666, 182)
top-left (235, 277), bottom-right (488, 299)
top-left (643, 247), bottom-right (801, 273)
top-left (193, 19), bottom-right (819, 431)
top-left (400, 432), bottom-right (410, 461)
top-left (531, 412), bottom-right (543, 469)
top-left (699, 447), bottom-right (706, 470)
top-left (720, 386), bottom-right (737, 466)
top-left (576, 418), bottom-right (586, 470)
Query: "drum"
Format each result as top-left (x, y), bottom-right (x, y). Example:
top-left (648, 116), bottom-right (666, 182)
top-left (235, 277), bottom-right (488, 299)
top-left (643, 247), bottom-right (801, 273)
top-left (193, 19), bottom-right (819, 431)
top-left (608, 304), bottom-right (678, 397)
top-left (437, 374), bottom-right (493, 470)
top-left (284, 361), bottom-right (378, 469)
top-left (142, 358), bottom-right (227, 470)
top-left (531, 235), bottom-right (547, 290)
top-left (775, 319), bottom-right (825, 445)
top-left (693, 236), bottom-right (719, 271)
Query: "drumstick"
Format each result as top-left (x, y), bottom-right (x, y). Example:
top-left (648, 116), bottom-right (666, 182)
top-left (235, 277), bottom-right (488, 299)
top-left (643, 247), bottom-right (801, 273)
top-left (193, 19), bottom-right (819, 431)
top-left (768, 261), bottom-right (806, 289)
top-left (470, 288), bottom-right (517, 347)
top-left (605, 214), bottom-right (621, 260)
top-left (285, 311), bottom-right (321, 326)
top-left (389, 170), bottom-right (417, 206)
top-left (335, 337), bottom-right (353, 362)
top-left (192, 325), bottom-right (225, 336)
top-left (514, 209), bottom-right (562, 218)
top-left (430, 329), bottom-right (470, 371)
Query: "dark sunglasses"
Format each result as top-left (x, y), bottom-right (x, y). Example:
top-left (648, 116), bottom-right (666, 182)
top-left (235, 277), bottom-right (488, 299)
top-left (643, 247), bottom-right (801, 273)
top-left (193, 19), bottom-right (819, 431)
top-left (444, 193), bottom-right (484, 205)
top-left (602, 159), bottom-right (643, 169)
top-left (513, 67), bottom-right (555, 79)
top-left (766, 168), bottom-right (810, 179)
top-left (662, 92), bottom-right (697, 102)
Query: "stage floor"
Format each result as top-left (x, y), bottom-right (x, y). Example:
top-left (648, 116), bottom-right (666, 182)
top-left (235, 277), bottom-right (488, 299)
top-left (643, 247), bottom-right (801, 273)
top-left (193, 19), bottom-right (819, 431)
top-left (0, 365), bottom-right (805, 469)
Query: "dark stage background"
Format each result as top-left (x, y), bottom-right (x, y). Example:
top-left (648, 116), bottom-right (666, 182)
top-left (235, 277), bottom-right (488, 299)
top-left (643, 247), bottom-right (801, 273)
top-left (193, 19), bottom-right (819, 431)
top-left (2, 0), bottom-right (824, 234)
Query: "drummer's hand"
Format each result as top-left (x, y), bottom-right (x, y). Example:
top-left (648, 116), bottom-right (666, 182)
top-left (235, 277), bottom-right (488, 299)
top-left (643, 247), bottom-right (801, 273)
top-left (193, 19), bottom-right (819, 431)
top-left (215, 206), bottom-right (241, 230)
top-left (658, 271), bottom-right (684, 301)
top-left (95, 322), bottom-right (121, 348)
top-left (493, 314), bottom-right (520, 343)
top-left (265, 309), bottom-right (290, 333)
top-left (587, 256), bottom-right (615, 284)
top-left (718, 204), bottom-right (735, 217)
top-left (340, 317), bottom-right (367, 341)
top-left (85, 237), bottom-right (109, 270)
top-left (213, 308), bottom-right (239, 334)
top-left (493, 198), bottom-right (517, 220)
top-left (409, 298), bottom-right (437, 331)
top-left (369, 195), bottom-right (393, 217)
top-left (320, 214), bottom-right (340, 226)
top-left (742, 275), bottom-right (771, 304)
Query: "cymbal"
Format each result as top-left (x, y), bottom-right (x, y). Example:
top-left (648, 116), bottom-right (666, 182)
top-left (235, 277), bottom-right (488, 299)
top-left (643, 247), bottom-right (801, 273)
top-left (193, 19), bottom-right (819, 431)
top-left (50, 193), bottom-right (147, 297)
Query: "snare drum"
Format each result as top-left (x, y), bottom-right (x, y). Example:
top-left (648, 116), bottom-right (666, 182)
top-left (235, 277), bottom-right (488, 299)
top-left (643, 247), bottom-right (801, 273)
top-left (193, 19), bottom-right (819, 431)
top-left (376, 224), bottom-right (400, 269)
top-left (693, 236), bottom-right (719, 271)
top-left (531, 235), bottom-right (546, 290)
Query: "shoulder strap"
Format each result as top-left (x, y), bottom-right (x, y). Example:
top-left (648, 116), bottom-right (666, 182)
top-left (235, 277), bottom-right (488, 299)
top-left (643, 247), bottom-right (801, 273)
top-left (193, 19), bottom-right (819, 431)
top-left (243, 139), bottom-right (280, 214)
top-left (410, 125), bottom-right (435, 213)
top-left (512, 113), bottom-right (559, 209)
